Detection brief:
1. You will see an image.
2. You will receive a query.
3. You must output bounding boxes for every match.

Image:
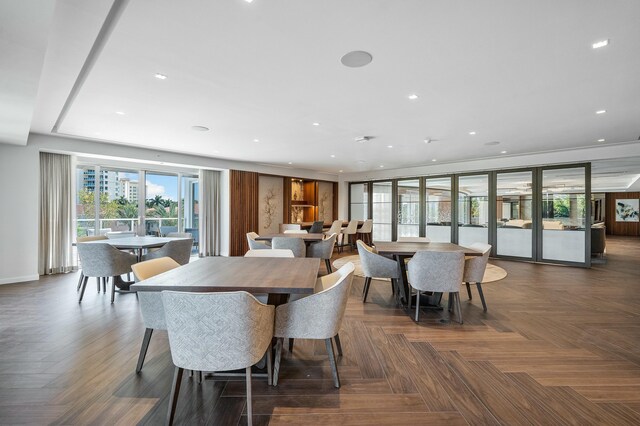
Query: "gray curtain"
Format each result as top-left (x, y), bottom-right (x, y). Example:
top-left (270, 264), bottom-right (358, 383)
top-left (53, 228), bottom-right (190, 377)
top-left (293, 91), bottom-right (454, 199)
top-left (39, 152), bottom-right (74, 275)
top-left (199, 169), bottom-right (221, 256)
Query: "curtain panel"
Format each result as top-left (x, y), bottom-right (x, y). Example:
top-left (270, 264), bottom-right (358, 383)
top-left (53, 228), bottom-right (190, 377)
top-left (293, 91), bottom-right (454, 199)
top-left (39, 152), bottom-right (74, 275)
top-left (199, 169), bottom-right (221, 256)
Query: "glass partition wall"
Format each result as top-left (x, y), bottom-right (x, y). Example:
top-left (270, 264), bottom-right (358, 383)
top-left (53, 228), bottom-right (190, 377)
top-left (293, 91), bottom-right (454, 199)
top-left (348, 162), bottom-right (590, 267)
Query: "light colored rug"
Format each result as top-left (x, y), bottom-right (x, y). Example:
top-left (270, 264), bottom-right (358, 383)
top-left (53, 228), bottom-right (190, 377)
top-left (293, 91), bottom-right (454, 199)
top-left (333, 255), bottom-right (507, 283)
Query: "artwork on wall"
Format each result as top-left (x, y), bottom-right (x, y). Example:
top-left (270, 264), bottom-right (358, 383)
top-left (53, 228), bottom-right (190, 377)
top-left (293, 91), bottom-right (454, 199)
top-left (317, 181), bottom-right (334, 222)
top-left (258, 176), bottom-right (283, 233)
top-left (615, 199), bottom-right (639, 222)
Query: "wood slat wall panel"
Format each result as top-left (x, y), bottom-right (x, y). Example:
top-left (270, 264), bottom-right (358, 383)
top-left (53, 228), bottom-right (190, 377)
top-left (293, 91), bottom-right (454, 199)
top-left (605, 192), bottom-right (640, 236)
top-left (229, 170), bottom-right (259, 256)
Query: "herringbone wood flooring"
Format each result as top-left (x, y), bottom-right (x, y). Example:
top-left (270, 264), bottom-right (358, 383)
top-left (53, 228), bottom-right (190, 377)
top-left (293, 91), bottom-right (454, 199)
top-left (1, 237), bottom-right (639, 425)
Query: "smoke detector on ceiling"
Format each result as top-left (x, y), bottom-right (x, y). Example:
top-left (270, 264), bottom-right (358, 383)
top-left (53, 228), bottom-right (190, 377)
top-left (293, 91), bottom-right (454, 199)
top-left (355, 136), bottom-right (375, 143)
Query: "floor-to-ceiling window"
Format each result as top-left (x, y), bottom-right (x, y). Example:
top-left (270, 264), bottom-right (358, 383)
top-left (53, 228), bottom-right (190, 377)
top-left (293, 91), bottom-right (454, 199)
top-left (100, 168), bottom-right (140, 233)
top-left (425, 177), bottom-right (452, 242)
top-left (76, 167), bottom-right (96, 236)
top-left (181, 175), bottom-right (199, 235)
top-left (145, 173), bottom-right (179, 236)
top-left (349, 183), bottom-right (369, 220)
top-left (496, 171), bottom-right (533, 258)
top-left (397, 179), bottom-right (420, 238)
top-left (457, 174), bottom-right (489, 246)
top-left (372, 181), bottom-right (393, 241)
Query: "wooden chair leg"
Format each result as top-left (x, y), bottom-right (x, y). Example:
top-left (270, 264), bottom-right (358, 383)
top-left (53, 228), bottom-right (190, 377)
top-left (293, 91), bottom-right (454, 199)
top-left (325, 338), bottom-right (340, 388)
top-left (288, 338), bottom-right (294, 353)
top-left (334, 333), bottom-right (343, 356)
top-left (110, 277), bottom-right (116, 304)
top-left (454, 292), bottom-right (464, 324)
top-left (76, 271), bottom-right (84, 292)
top-left (476, 283), bottom-right (487, 311)
top-left (466, 282), bottom-right (472, 299)
top-left (136, 328), bottom-right (154, 374)
top-left (362, 277), bottom-right (372, 302)
top-left (325, 259), bottom-right (332, 274)
top-left (78, 275), bottom-right (89, 303)
top-left (166, 367), bottom-right (183, 426)
top-left (273, 338), bottom-right (283, 386)
top-left (246, 366), bottom-right (253, 426)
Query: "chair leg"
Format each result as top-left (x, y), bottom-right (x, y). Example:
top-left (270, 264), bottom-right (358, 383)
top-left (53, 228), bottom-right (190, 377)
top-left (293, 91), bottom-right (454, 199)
top-left (415, 290), bottom-right (421, 322)
top-left (76, 271), bottom-right (84, 292)
top-left (448, 293), bottom-right (453, 311)
top-left (476, 283), bottom-right (487, 311)
top-left (325, 338), bottom-right (340, 388)
top-left (288, 338), bottom-right (294, 352)
top-left (454, 292), bottom-right (463, 324)
top-left (166, 366), bottom-right (183, 426)
top-left (198, 370), bottom-right (203, 384)
top-left (273, 338), bottom-right (283, 386)
top-left (246, 366), bottom-right (253, 426)
top-left (362, 277), bottom-right (372, 302)
top-left (466, 282), bottom-right (472, 299)
top-left (334, 333), bottom-right (343, 356)
top-left (110, 277), bottom-right (116, 304)
top-left (102, 277), bottom-right (106, 293)
top-left (78, 275), bottom-right (89, 303)
top-left (266, 343), bottom-right (273, 386)
top-left (390, 278), bottom-right (396, 296)
top-left (135, 328), bottom-right (154, 374)
top-left (325, 259), bottom-right (332, 274)
top-left (96, 277), bottom-right (100, 292)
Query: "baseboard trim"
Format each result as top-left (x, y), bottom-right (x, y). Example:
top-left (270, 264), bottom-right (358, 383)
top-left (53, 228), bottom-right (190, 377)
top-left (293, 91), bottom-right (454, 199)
top-left (0, 274), bottom-right (40, 285)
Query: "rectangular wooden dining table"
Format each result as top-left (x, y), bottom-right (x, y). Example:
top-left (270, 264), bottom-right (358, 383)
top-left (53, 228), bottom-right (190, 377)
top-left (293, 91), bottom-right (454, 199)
top-left (130, 256), bottom-right (320, 305)
top-left (374, 242), bottom-right (482, 309)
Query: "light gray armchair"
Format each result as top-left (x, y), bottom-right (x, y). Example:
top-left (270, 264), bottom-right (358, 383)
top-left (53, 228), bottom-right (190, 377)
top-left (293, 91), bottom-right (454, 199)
top-left (271, 237), bottom-right (306, 258)
top-left (462, 243), bottom-right (492, 311)
top-left (246, 232), bottom-right (270, 250)
top-left (77, 243), bottom-right (137, 303)
top-left (407, 251), bottom-right (465, 323)
top-left (162, 291), bottom-right (274, 426)
top-left (142, 239), bottom-right (193, 265)
top-left (273, 262), bottom-right (355, 388)
top-left (356, 240), bottom-right (400, 303)
top-left (306, 233), bottom-right (338, 273)
top-left (76, 235), bottom-right (108, 294)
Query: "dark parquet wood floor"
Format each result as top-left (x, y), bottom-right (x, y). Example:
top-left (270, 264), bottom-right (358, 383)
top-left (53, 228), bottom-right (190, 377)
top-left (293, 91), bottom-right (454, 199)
top-left (1, 237), bottom-right (640, 425)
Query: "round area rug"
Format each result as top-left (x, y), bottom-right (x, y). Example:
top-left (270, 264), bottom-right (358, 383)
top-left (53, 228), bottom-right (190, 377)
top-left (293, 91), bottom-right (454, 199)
top-left (333, 255), bottom-right (507, 283)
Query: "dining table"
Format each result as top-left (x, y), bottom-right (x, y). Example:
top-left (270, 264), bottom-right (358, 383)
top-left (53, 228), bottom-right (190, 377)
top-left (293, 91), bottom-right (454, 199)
top-left (131, 256), bottom-right (320, 306)
top-left (374, 241), bottom-right (482, 309)
top-left (83, 236), bottom-right (191, 261)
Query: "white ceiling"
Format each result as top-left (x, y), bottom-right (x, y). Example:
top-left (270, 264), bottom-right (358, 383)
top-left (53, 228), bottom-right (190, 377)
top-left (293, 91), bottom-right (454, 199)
top-left (8, 1), bottom-right (640, 187)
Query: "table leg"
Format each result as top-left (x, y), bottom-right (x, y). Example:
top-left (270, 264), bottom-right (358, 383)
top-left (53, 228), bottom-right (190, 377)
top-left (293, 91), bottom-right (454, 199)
top-left (394, 254), bottom-right (411, 307)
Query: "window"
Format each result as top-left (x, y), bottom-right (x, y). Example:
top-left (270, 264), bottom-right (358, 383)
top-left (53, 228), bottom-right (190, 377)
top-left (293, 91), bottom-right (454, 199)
top-left (349, 183), bottom-right (368, 220)
top-left (145, 173), bottom-right (179, 236)
top-left (425, 177), bottom-right (452, 242)
top-left (397, 179), bottom-right (419, 237)
top-left (372, 182), bottom-right (392, 241)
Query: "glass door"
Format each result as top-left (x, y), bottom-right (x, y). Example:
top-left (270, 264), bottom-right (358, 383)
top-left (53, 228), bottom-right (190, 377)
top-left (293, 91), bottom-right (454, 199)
top-left (496, 171), bottom-right (533, 258)
top-left (397, 179), bottom-right (420, 238)
top-left (349, 183), bottom-right (369, 220)
top-left (425, 177), bottom-right (452, 242)
top-left (372, 181), bottom-right (392, 241)
top-left (457, 174), bottom-right (489, 246)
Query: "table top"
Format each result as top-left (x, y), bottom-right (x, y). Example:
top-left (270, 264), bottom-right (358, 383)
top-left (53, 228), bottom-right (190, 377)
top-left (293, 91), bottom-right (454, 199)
top-left (374, 241), bottom-right (483, 256)
top-left (81, 236), bottom-right (190, 249)
top-left (131, 256), bottom-right (321, 294)
top-left (298, 220), bottom-right (364, 229)
top-left (255, 233), bottom-right (325, 242)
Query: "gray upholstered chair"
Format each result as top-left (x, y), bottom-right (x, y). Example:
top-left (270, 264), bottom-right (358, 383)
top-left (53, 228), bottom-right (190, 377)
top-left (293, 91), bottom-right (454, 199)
top-left (76, 243), bottom-right (137, 303)
top-left (407, 251), bottom-right (465, 323)
top-left (462, 243), bottom-right (492, 311)
top-left (273, 262), bottom-right (355, 388)
top-left (131, 257), bottom-right (181, 374)
top-left (246, 232), bottom-right (270, 250)
top-left (244, 249), bottom-right (294, 258)
top-left (397, 236), bottom-right (431, 242)
top-left (356, 219), bottom-right (373, 245)
top-left (339, 219), bottom-right (359, 252)
top-left (283, 229), bottom-right (308, 234)
top-left (142, 239), bottom-right (193, 266)
top-left (308, 221), bottom-right (324, 234)
top-left (76, 235), bottom-right (108, 293)
top-left (166, 232), bottom-right (193, 238)
top-left (306, 233), bottom-right (337, 273)
top-left (162, 291), bottom-right (274, 426)
top-left (356, 240), bottom-right (400, 303)
top-left (271, 237), bottom-right (306, 258)
top-left (279, 223), bottom-right (301, 233)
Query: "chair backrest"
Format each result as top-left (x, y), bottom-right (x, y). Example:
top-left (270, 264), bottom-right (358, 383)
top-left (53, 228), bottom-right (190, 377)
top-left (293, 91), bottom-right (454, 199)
top-left (271, 237), bottom-right (306, 258)
top-left (283, 229), bottom-right (308, 234)
top-left (77, 235), bottom-right (108, 243)
top-left (167, 232), bottom-right (193, 238)
top-left (308, 221), bottom-right (324, 234)
top-left (397, 236), bottom-right (431, 243)
top-left (307, 233), bottom-right (337, 260)
top-left (244, 249), bottom-right (294, 258)
top-left (356, 240), bottom-right (399, 279)
top-left (144, 239), bottom-right (193, 265)
top-left (358, 219), bottom-right (373, 233)
top-left (274, 262), bottom-right (355, 339)
top-left (132, 257), bottom-right (181, 330)
top-left (162, 291), bottom-right (274, 372)
top-left (279, 223), bottom-right (301, 233)
top-left (106, 231), bottom-right (136, 239)
top-left (77, 243), bottom-right (137, 277)
top-left (463, 243), bottom-right (492, 283)
top-left (343, 220), bottom-right (358, 234)
top-left (407, 251), bottom-right (465, 293)
top-left (325, 220), bottom-right (343, 235)
top-left (313, 262), bottom-right (355, 293)
top-left (246, 232), bottom-right (269, 250)
top-left (185, 228), bottom-right (199, 243)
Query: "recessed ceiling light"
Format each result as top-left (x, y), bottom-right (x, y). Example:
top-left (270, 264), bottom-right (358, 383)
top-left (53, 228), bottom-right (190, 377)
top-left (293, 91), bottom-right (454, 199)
top-left (115, 111), bottom-right (125, 115)
top-left (288, 161), bottom-right (293, 165)
top-left (253, 138), bottom-right (260, 142)
top-left (500, 150), bottom-right (508, 154)
top-left (340, 50), bottom-right (373, 68)
top-left (339, 170), bottom-right (343, 173)
top-left (485, 141), bottom-right (500, 146)
top-left (379, 165), bottom-right (384, 168)
top-left (387, 145), bottom-right (393, 148)
top-left (191, 125), bottom-right (210, 131)
top-left (596, 110), bottom-right (607, 114)
top-left (408, 94), bottom-right (418, 100)
top-left (312, 122), bottom-right (320, 126)
top-left (597, 138), bottom-right (605, 142)
top-left (330, 154), bottom-right (336, 158)
top-left (432, 159), bottom-right (437, 162)
top-left (244, 0), bottom-right (254, 3)
top-left (592, 39), bottom-right (609, 49)
top-left (469, 131), bottom-right (476, 135)
top-left (154, 73), bottom-right (167, 80)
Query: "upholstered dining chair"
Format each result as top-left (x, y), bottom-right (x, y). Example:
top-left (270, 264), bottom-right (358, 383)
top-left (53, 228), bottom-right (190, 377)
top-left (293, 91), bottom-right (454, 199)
top-left (325, 220), bottom-right (343, 237)
top-left (283, 229), bottom-right (308, 234)
top-left (162, 291), bottom-right (274, 426)
top-left (339, 219), bottom-right (359, 252)
top-left (308, 221), bottom-right (324, 234)
top-left (76, 235), bottom-right (108, 293)
top-left (279, 223), bottom-right (301, 233)
top-left (462, 243), bottom-right (492, 311)
top-left (356, 240), bottom-right (400, 303)
top-left (272, 262), bottom-right (355, 388)
top-left (272, 237), bottom-right (306, 258)
top-left (246, 232), bottom-right (270, 250)
top-left (76, 243), bottom-right (137, 303)
top-left (244, 249), bottom-right (294, 258)
top-left (407, 251), bottom-right (465, 323)
top-left (397, 236), bottom-right (431, 242)
top-left (142, 238), bottom-right (193, 266)
top-left (130, 257), bottom-right (181, 374)
top-left (306, 233), bottom-right (338, 273)
top-left (356, 219), bottom-right (373, 245)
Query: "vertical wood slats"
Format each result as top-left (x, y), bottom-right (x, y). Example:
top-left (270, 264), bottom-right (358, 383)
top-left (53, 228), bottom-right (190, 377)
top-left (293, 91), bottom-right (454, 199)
top-left (605, 192), bottom-right (640, 236)
top-left (229, 170), bottom-right (259, 256)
